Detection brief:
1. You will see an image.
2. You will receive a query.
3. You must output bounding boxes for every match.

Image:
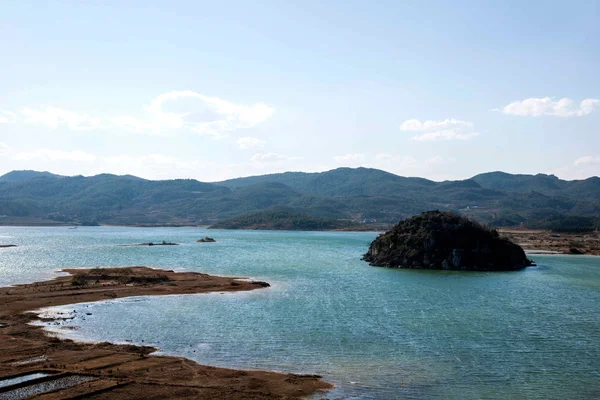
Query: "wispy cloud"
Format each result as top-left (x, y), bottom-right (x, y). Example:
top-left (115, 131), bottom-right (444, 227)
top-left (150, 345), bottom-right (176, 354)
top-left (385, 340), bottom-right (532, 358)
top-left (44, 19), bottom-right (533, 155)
top-left (372, 153), bottom-right (457, 180)
top-left (21, 107), bottom-right (103, 130)
top-left (145, 90), bottom-right (275, 137)
top-left (3, 145), bottom-right (206, 180)
top-left (2, 91), bottom-right (275, 138)
top-left (0, 142), bottom-right (11, 156)
top-left (400, 119), bottom-right (473, 132)
top-left (498, 97), bottom-right (599, 117)
top-left (333, 153), bottom-right (365, 166)
top-left (411, 130), bottom-right (479, 141)
top-left (110, 116), bottom-right (157, 135)
top-left (250, 152), bottom-right (298, 163)
top-left (117, 90), bottom-right (275, 137)
top-left (237, 136), bottom-right (266, 149)
top-left (400, 118), bottom-right (478, 141)
top-left (375, 153), bottom-right (452, 168)
top-left (0, 111), bottom-right (17, 124)
top-left (12, 148), bottom-right (97, 162)
top-left (104, 153), bottom-right (200, 175)
top-left (573, 155), bottom-right (600, 166)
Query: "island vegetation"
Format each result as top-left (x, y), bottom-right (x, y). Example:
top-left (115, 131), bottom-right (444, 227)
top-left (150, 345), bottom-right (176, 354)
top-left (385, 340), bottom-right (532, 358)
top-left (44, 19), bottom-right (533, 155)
top-left (364, 211), bottom-right (532, 271)
top-left (209, 208), bottom-right (363, 231)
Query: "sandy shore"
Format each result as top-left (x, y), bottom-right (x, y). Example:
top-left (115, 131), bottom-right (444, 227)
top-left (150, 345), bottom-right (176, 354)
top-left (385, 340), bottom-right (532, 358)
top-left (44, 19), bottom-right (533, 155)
top-left (499, 229), bottom-right (600, 256)
top-left (0, 267), bottom-right (332, 399)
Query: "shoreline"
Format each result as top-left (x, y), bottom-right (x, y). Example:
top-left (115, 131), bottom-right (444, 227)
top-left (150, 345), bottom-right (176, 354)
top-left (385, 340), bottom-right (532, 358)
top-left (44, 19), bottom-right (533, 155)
top-left (499, 229), bottom-right (600, 256)
top-left (1, 223), bottom-right (386, 232)
top-left (0, 267), bottom-right (332, 399)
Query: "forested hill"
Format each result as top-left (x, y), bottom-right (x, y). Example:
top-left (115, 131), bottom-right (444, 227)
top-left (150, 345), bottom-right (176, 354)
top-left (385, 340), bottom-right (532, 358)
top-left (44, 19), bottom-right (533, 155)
top-left (216, 167), bottom-right (436, 197)
top-left (210, 208), bottom-right (363, 231)
top-left (0, 168), bottom-right (598, 228)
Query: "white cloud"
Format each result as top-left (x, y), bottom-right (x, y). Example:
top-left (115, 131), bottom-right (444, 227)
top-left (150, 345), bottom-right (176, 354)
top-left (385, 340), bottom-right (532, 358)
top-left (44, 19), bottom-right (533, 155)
top-left (236, 136), bottom-right (266, 149)
top-left (400, 118), bottom-right (478, 141)
top-left (550, 156), bottom-right (600, 180)
top-left (13, 149), bottom-right (97, 162)
top-left (249, 152), bottom-right (297, 163)
top-left (499, 97), bottom-right (599, 117)
top-left (0, 142), bottom-right (11, 156)
top-left (104, 153), bottom-right (200, 175)
top-left (109, 116), bottom-right (158, 135)
top-left (5, 148), bottom-right (203, 180)
top-left (400, 118), bottom-right (473, 132)
top-left (573, 155), bottom-right (600, 166)
top-left (122, 90), bottom-right (275, 137)
top-left (375, 153), bottom-right (417, 167)
top-left (21, 107), bottom-right (103, 130)
top-left (374, 153), bottom-right (453, 170)
top-left (0, 111), bottom-right (17, 124)
top-left (2, 91), bottom-right (274, 138)
top-left (334, 153), bottom-right (365, 165)
top-left (412, 130), bottom-right (479, 141)
top-left (424, 156), bottom-right (446, 166)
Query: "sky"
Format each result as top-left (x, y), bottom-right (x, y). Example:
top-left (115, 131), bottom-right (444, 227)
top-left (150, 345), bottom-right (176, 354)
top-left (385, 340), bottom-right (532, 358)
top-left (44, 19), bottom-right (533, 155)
top-left (0, 0), bottom-right (599, 182)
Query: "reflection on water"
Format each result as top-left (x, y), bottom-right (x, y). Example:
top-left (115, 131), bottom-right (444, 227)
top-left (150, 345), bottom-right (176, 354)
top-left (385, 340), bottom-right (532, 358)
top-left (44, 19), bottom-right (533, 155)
top-left (2, 226), bottom-right (599, 399)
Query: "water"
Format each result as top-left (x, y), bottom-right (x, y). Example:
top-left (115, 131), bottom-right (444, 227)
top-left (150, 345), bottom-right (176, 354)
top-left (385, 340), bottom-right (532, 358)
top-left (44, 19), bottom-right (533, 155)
top-left (0, 375), bottom-right (94, 400)
top-left (1, 226), bottom-right (599, 399)
top-left (0, 373), bottom-right (50, 389)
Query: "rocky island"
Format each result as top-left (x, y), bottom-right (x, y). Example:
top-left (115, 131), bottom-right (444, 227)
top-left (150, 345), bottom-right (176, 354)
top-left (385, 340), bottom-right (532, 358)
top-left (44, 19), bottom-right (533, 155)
top-left (364, 211), bottom-right (532, 271)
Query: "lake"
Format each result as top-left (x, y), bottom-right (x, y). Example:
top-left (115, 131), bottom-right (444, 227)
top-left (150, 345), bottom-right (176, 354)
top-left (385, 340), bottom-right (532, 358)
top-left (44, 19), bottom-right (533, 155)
top-left (1, 226), bottom-right (599, 399)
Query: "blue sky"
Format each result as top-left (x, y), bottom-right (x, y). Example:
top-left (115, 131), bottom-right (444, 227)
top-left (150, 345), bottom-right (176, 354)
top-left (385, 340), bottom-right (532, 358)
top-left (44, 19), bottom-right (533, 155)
top-left (1, 0), bottom-right (598, 181)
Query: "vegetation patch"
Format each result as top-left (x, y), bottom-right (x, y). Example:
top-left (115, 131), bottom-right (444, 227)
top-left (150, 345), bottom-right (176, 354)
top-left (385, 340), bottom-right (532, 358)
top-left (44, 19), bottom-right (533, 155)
top-left (210, 208), bottom-right (362, 231)
top-left (71, 268), bottom-right (170, 286)
top-left (364, 211), bottom-right (532, 271)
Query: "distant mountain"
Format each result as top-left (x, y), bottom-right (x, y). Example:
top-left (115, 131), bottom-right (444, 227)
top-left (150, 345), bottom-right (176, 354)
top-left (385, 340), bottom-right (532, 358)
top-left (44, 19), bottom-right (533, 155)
top-left (0, 170), bottom-right (63, 182)
top-left (0, 168), bottom-right (598, 227)
top-left (472, 171), bottom-right (600, 202)
top-left (216, 167), bottom-right (436, 197)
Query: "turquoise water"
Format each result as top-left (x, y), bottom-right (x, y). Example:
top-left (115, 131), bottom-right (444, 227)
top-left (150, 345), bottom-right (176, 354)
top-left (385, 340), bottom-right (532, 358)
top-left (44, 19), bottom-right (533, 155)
top-left (1, 226), bottom-right (599, 399)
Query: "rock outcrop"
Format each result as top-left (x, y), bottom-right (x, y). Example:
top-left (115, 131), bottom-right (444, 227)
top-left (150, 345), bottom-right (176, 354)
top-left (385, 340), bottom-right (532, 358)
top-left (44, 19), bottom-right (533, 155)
top-left (197, 237), bottom-right (216, 242)
top-left (363, 211), bottom-right (531, 271)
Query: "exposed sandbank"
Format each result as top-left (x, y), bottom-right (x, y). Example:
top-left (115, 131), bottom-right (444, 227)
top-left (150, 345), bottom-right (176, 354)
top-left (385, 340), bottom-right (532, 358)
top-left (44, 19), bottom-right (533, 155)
top-left (499, 229), bottom-right (600, 256)
top-left (0, 267), bottom-right (331, 399)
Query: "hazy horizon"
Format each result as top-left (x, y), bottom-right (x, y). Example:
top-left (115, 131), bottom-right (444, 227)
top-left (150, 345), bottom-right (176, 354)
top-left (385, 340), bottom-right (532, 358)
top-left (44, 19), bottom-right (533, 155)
top-left (1, 1), bottom-right (598, 182)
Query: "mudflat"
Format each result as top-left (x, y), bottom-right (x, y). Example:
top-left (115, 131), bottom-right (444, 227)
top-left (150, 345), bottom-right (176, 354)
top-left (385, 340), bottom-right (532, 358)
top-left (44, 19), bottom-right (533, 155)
top-left (499, 229), bottom-right (600, 255)
top-left (0, 267), bottom-right (332, 399)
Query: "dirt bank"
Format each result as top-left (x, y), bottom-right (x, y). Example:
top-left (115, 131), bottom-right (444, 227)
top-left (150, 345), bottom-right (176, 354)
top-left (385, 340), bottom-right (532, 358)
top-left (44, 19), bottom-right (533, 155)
top-left (499, 229), bottom-right (600, 256)
top-left (0, 267), bottom-right (332, 399)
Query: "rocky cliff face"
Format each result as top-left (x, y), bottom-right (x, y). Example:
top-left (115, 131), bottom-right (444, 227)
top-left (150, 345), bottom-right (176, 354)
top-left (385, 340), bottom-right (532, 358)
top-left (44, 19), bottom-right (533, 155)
top-left (363, 211), bottom-right (531, 271)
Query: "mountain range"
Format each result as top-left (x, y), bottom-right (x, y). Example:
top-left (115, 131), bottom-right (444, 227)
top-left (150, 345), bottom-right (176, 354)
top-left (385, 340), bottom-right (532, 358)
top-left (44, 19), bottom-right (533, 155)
top-left (0, 168), bottom-right (598, 228)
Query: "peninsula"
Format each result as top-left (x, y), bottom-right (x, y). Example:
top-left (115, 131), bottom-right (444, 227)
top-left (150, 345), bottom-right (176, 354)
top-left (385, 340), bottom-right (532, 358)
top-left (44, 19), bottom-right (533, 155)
top-left (0, 267), bottom-right (331, 399)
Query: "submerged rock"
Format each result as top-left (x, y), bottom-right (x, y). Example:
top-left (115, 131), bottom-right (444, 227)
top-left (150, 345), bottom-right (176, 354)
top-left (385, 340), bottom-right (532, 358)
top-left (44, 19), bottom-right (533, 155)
top-left (120, 241), bottom-right (179, 247)
top-left (363, 211), bottom-right (531, 271)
